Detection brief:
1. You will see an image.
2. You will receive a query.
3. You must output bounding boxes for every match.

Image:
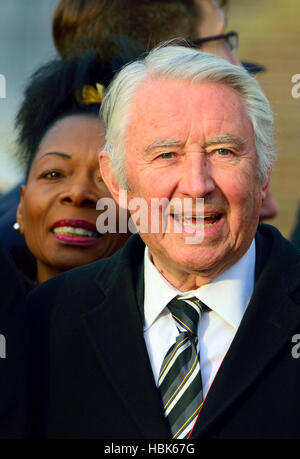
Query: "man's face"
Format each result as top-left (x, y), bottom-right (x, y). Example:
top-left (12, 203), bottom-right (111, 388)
top-left (122, 77), bottom-right (269, 288)
top-left (193, 0), bottom-right (241, 66)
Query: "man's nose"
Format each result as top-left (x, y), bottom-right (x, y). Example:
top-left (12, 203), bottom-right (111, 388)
top-left (178, 152), bottom-right (215, 198)
top-left (60, 176), bottom-right (98, 207)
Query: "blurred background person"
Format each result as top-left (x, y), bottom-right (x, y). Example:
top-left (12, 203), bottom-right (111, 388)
top-left (10, 52), bottom-right (131, 290)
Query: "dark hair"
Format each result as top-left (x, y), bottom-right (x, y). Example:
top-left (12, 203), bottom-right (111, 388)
top-left (15, 45), bottom-right (144, 179)
top-left (53, 0), bottom-right (199, 62)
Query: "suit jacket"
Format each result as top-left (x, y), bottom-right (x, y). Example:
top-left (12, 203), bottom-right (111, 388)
top-left (291, 202), bottom-right (300, 249)
top-left (0, 243), bottom-right (29, 438)
top-left (27, 224), bottom-right (300, 439)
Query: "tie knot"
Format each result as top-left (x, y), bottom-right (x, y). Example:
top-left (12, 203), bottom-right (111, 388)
top-left (167, 296), bottom-right (205, 336)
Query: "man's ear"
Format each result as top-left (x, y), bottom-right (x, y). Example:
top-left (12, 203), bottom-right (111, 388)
top-left (260, 159), bottom-right (273, 202)
top-left (16, 185), bottom-right (26, 235)
top-left (259, 159), bottom-right (280, 220)
top-left (99, 150), bottom-right (127, 209)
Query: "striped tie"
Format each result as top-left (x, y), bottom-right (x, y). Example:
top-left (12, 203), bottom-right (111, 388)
top-left (158, 296), bottom-right (205, 439)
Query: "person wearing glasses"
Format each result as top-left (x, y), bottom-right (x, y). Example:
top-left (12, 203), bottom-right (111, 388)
top-left (52, 0), bottom-right (278, 221)
top-left (53, 0), bottom-right (250, 70)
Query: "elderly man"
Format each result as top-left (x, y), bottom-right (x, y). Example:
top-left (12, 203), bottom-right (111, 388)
top-left (28, 45), bottom-right (300, 440)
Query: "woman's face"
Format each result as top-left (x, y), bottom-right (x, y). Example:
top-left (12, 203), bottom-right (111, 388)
top-left (17, 114), bottom-right (129, 283)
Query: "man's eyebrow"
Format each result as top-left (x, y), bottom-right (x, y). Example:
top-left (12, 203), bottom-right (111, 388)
top-left (145, 139), bottom-right (183, 152)
top-left (38, 152), bottom-right (72, 161)
top-left (144, 135), bottom-right (247, 153)
top-left (205, 135), bottom-right (247, 148)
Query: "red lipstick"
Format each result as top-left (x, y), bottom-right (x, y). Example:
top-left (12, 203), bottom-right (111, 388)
top-left (52, 219), bottom-right (98, 232)
top-left (51, 219), bottom-right (100, 245)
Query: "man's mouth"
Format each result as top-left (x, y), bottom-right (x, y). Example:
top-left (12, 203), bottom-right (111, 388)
top-left (172, 213), bottom-right (222, 228)
top-left (51, 219), bottom-right (100, 243)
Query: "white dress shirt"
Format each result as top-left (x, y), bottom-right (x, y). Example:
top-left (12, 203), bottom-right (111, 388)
top-left (143, 240), bottom-right (256, 398)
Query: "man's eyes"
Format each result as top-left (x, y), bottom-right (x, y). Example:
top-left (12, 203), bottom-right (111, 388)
top-left (159, 152), bottom-right (176, 159)
top-left (215, 148), bottom-right (231, 156)
top-left (155, 148), bottom-right (235, 161)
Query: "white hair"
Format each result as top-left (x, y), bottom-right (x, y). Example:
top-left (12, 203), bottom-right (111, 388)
top-left (100, 42), bottom-right (274, 187)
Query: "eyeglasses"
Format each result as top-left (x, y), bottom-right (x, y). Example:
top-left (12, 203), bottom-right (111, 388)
top-left (185, 30), bottom-right (266, 74)
top-left (187, 30), bottom-right (239, 53)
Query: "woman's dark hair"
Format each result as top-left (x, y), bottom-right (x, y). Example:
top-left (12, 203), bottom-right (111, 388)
top-left (15, 42), bottom-right (144, 179)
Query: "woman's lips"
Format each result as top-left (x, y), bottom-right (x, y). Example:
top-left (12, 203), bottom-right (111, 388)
top-left (51, 219), bottom-right (101, 244)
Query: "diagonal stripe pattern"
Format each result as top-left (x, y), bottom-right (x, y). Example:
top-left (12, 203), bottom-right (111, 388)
top-left (158, 296), bottom-right (205, 439)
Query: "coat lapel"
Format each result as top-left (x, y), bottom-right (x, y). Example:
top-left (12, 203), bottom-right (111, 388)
top-left (79, 235), bottom-right (170, 438)
top-left (72, 227), bottom-right (299, 439)
top-left (191, 225), bottom-right (300, 438)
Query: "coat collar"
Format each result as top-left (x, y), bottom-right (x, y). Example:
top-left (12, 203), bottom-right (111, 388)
top-left (190, 224), bottom-right (300, 438)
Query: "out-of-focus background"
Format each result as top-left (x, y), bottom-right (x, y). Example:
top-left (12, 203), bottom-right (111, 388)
top-left (227, 0), bottom-right (300, 238)
top-left (0, 0), bottom-right (57, 189)
top-left (0, 0), bottom-right (299, 238)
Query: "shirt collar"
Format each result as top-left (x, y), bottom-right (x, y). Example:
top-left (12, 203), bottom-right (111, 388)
top-left (143, 240), bottom-right (256, 331)
top-left (144, 247), bottom-right (179, 330)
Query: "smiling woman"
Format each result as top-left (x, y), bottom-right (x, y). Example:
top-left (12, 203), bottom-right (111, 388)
top-left (14, 53), bottom-right (131, 288)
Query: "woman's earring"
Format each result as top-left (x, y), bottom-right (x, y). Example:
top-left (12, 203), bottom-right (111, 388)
top-left (13, 222), bottom-right (20, 233)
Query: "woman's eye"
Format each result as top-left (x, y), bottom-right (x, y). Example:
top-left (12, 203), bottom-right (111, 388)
top-left (43, 170), bottom-right (63, 180)
top-left (96, 175), bottom-right (104, 183)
